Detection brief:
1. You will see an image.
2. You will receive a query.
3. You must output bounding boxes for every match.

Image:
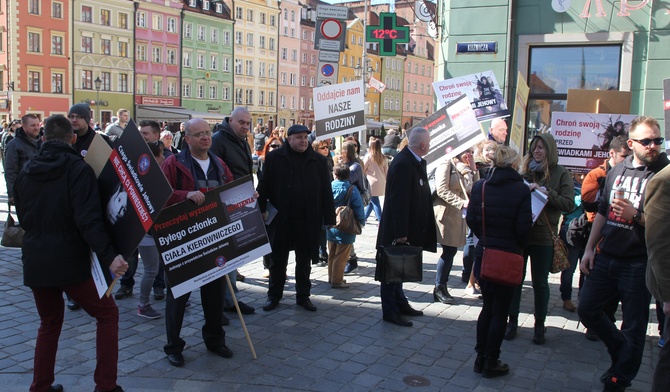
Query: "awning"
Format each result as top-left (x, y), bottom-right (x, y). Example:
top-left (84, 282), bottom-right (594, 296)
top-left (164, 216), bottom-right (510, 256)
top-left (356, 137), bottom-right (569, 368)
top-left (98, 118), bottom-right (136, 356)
top-left (366, 119), bottom-right (400, 130)
top-left (135, 105), bottom-right (228, 124)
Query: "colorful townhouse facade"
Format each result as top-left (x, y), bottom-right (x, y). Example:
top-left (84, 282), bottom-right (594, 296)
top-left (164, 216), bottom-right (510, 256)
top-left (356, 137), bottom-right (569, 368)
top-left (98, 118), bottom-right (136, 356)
top-left (298, 3), bottom-right (317, 129)
top-left (277, 0), bottom-right (302, 128)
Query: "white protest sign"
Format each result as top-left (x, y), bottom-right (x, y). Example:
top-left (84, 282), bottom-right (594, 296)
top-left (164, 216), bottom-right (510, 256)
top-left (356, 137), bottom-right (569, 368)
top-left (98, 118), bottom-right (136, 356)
top-left (313, 80), bottom-right (366, 140)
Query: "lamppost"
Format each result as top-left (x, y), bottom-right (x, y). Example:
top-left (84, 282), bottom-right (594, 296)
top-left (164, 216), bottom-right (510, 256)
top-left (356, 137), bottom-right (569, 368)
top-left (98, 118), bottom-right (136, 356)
top-left (94, 77), bottom-right (102, 125)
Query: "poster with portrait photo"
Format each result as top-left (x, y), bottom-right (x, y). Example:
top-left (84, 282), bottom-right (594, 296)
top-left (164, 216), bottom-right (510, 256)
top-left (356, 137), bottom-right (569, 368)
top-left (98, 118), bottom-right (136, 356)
top-left (152, 177), bottom-right (271, 298)
top-left (96, 120), bottom-right (173, 259)
top-left (432, 70), bottom-right (510, 122)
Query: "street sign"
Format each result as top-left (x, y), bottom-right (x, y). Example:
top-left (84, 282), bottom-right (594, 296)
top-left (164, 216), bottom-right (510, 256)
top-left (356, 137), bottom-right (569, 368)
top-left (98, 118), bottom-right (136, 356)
top-left (315, 18), bottom-right (346, 52)
top-left (316, 61), bottom-right (339, 87)
top-left (365, 13), bottom-right (410, 56)
top-left (319, 50), bottom-right (340, 62)
top-left (316, 4), bottom-right (349, 19)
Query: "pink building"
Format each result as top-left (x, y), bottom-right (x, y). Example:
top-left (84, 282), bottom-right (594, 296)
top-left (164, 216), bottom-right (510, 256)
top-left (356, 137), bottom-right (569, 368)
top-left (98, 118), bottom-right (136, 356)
top-left (298, 2), bottom-right (317, 128)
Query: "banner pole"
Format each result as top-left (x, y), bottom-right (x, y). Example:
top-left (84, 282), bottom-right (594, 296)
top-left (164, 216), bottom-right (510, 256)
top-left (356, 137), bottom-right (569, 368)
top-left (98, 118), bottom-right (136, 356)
top-left (226, 274), bottom-right (257, 359)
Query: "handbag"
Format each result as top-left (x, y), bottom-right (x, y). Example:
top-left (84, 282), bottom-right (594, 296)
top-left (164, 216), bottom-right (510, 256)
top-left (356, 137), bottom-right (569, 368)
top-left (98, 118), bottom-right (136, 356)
top-left (376, 241), bottom-right (423, 284)
top-left (543, 212), bottom-right (570, 273)
top-left (2, 204), bottom-right (25, 248)
top-left (333, 186), bottom-right (362, 235)
top-left (479, 182), bottom-right (524, 286)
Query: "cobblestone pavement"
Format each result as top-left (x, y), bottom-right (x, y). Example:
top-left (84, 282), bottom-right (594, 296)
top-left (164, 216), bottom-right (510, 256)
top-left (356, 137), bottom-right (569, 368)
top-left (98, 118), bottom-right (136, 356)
top-left (0, 181), bottom-right (661, 391)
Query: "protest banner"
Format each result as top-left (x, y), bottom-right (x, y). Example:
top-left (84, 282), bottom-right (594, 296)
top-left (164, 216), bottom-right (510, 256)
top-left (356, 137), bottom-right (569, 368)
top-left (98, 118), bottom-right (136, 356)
top-left (313, 80), bottom-right (366, 140)
top-left (413, 94), bottom-right (485, 173)
top-left (152, 176), bottom-right (271, 299)
top-left (432, 70), bottom-right (510, 122)
top-left (509, 71), bottom-right (530, 154)
top-left (550, 112), bottom-right (637, 173)
top-left (87, 120), bottom-right (173, 297)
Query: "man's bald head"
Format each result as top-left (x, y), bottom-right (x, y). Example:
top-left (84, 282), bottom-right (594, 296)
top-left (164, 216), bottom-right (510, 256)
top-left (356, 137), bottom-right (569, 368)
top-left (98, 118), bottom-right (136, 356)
top-left (490, 118), bottom-right (508, 144)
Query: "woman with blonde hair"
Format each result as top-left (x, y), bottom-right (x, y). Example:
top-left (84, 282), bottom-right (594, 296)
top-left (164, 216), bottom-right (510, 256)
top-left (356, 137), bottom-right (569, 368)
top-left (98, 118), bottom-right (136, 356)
top-left (362, 138), bottom-right (387, 221)
top-left (505, 133), bottom-right (574, 344)
top-left (466, 145), bottom-right (533, 378)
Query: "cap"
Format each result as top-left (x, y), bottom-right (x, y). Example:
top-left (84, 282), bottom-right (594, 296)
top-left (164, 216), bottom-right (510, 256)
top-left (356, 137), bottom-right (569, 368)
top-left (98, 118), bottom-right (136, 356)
top-left (287, 124), bottom-right (309, 136)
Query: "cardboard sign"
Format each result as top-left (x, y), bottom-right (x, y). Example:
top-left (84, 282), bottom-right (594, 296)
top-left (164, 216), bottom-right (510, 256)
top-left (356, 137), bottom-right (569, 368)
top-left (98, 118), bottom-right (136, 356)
top-left (313, 80), bottom-right (366, 140)
top-left (566, 89), bottom-right (632, 114)
top-left (509, 72), bottom-right (530, 154)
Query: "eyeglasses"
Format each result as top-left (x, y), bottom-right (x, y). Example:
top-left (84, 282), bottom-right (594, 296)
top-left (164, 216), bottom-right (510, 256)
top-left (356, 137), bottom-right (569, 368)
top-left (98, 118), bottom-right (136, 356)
top-left (188, 131), bottom-right (212, 139)
top-left (630, 137), bottom-right (664, 147)
top-left (269, 144), bottom-right (281, 149)
top-left (318, 146), bottom-right (329, 150)
top-left (68, 114), bottom-right (85, 120)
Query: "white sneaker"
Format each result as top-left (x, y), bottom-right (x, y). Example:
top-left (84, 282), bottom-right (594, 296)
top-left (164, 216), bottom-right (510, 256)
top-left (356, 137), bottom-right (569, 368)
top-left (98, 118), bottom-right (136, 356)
top-left (465, 286), bottom-right (481, 296)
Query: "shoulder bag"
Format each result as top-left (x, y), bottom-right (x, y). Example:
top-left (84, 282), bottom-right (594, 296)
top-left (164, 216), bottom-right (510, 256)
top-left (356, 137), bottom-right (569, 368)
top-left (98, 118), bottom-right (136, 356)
top-left (2, 203), bottom-right (24, 248)
top-left (543, 212), bottom-right (570, 273)
top-left (333, 186), bottom-right (362, 235)
top-left (479, 182), bottom-right (524, 286)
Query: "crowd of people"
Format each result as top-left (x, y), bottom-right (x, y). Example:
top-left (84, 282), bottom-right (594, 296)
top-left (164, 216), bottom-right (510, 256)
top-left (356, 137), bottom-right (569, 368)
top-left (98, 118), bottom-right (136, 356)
top-left (3, 107), bottom-right (669, 392)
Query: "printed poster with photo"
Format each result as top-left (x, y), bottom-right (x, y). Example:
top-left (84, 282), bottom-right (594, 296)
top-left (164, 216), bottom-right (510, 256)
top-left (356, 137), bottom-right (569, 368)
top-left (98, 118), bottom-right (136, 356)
top-left (432, 70), bottom-right (510, 122)
top-left (152, 177), bottom-right (271, 298)
top-left (413, 94), bottom-right (486, 174)
top-left (549, 112), bottom-right (637, 173)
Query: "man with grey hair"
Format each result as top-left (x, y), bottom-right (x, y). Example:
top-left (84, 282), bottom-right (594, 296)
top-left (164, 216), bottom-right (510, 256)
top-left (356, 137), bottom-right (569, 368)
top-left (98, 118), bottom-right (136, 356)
top-left (382, 129), bottom-right (401, 157)
top-left (488, 118), bottom-right (508, 144)
top-left (375, 127), bottom-right (437, 327)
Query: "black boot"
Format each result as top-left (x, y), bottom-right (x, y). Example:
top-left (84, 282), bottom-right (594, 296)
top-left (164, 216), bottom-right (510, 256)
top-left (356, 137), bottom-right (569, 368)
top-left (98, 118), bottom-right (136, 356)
top-left (504, 318), bottom-right (517, 340)
top-left (482, 358), bottom-right (509, 378)
top-left (532, 323), bottom-right (546, 345)
top-left (433, 284), bottom-right (454, 304)
top-left (473, 353), bottom-right (484, 374)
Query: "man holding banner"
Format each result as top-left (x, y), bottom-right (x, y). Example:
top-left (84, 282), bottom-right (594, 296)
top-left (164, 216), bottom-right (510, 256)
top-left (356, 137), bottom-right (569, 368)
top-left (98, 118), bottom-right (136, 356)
top-left (15, 114), bottom-right (128, 392)
top-left (160, 118), bottom-right (234, 367)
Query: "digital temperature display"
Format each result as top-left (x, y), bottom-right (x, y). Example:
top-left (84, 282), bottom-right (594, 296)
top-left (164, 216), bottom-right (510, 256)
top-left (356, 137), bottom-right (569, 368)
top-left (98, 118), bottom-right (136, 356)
top-left (365, 13), bottom-right (410, 56)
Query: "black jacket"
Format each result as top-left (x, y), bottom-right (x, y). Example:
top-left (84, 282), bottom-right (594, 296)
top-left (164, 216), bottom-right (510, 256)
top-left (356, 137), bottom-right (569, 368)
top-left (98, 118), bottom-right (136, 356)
top-left (74, 126), bottom-right (111, 157)
top-left (4, 127), bottom-right (41, 198)
top-left (212, 118), bottom-right (253, 180)
top-left (256, 144), bottom-right (336, 260)
top-left (15, 142), bottom-right (118, 287)
top-left (467, 166), bottom-right (533, 255)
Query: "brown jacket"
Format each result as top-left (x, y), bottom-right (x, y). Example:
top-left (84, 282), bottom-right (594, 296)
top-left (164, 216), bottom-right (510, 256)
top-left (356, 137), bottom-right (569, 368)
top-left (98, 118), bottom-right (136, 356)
top-left (645, 164), bottom-right (670, 303)
top-left (433, 158), bottom-right (477, 247)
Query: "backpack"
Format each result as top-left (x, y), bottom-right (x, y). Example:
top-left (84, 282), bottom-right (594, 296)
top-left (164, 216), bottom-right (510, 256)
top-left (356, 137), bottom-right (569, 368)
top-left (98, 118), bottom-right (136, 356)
top-left (334, 186), bottom-right (362, 235)
top-left (253, 133), bottom-right (266, 151)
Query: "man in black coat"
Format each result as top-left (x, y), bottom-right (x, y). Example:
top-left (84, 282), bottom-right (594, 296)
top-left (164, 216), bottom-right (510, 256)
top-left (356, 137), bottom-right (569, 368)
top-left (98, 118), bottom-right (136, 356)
top-left (68, 103), bottom-right (111, 157)
top-left (15, 114), bottom-right (128, 392)
top-left (4, 114), bottom-right (41, 204)
top-left (257, 124), bottom-right (336, 312)
top-left (376, 127), bottom-right (437, 327)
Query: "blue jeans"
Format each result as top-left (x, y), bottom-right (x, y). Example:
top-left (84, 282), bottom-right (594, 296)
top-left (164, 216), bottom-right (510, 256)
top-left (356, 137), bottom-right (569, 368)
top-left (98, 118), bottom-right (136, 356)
top-left (364, 196), bottom-right (382, 221)
top-left (577, 254), bottom-right (651, 386)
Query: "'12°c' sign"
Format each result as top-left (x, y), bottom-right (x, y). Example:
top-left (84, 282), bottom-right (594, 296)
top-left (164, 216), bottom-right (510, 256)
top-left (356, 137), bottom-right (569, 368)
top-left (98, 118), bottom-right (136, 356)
top-left (366, 13), bottom-right (410, 56)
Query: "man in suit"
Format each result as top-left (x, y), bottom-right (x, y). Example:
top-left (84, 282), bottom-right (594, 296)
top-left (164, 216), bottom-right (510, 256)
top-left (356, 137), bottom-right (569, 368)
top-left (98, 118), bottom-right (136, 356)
top-left (376, 127), bottom-right (437, 327)
top-left (644, 163), bottom-right (670, 392)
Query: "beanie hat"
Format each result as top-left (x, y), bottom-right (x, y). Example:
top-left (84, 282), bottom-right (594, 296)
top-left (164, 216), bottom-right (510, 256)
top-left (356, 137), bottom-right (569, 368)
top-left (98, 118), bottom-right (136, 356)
top-left (287, 124), bottom-right (309, 136)
top-left (68, 103), bottom-right (91, 125)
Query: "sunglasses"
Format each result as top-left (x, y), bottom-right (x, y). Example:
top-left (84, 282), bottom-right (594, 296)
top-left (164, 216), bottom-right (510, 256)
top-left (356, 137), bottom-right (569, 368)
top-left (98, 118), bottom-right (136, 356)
top-left (269, 144), bottom-right (281, 149)
top-left (318, 146), bottom-right (328, 150)
top-left (630, 137), bottom-right (664, 147)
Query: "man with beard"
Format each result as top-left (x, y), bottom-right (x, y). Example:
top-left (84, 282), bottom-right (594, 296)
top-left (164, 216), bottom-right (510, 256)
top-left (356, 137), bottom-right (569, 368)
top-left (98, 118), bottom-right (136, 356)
top-left (4, 114), bottom-right (41, 204)
top-left (578, 116), bottom-right (669, 392)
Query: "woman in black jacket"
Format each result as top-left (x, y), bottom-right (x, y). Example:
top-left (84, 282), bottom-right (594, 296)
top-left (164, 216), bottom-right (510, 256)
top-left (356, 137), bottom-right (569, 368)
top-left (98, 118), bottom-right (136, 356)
top-left (466, 146), bottom-right (533, 378)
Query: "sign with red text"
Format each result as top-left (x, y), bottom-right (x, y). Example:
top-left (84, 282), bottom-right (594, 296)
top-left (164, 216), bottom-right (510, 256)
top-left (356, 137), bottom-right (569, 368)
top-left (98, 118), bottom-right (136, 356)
top-left (413, 94), bottom-right (485, 173)
top-left (152, 177), bottom-right (271, 298)
top-left (432, 70), bottom-right (510, 122)
top-left (549, 112), bottom-right (637, 173)
top-left (313, 80), bottom-right (366, 140)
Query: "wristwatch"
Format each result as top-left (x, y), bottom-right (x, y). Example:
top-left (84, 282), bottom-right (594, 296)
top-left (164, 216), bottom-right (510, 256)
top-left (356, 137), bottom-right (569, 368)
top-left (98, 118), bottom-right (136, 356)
top-left (632, 211), bottom-right (641, 223)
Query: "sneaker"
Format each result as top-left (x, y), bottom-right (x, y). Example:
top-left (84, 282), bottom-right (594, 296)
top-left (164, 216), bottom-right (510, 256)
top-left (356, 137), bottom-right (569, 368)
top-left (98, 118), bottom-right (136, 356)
top-left (137, 304), bottom-right (161, 319)
top-left (659, 337), bottom-right (666, 348)
top-left (114, 285), bottom-right (133, 300)
top-left (344, 260), bottom-right (358, 274)
top-left (464, 286), bottom-right (481, 296)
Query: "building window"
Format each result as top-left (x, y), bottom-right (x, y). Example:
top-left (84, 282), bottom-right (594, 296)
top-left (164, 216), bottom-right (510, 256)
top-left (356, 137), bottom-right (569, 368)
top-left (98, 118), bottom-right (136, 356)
top-left (81, 36), bottom-right (92, 53)
top-left (302, 53), bottom-right (306, 63)
top-left (289, 73), bottom-right (296, 86)
top-left (259, 36), bottom-right (266, 49)
top-left (222, 87), bottom-right (230, 100)
top-left (291, 50), bottom-right (297, 62)
top-left (101, 9), bottom-right (111, 26)
top-left (234, 59), bottom-right (242, 74)
top-left (223, 31), bottom-right (230, 45)
top-left (310, 76), bottom-right (314, 87)
top-left (152, 47), bottom-right (162, 63)
top-left (167, 49), bottom-right (176, 65)
top-left (101, 72), bottom-right (111, 91)
top-left (211, 28), bottom-right (219, 43)
top-left (197, 54), bottom-right (205, 69)
top-left (270, 15), bottom-right (276, 26)
top-left (281, 48), bottom-right (287, 60)
top-left (210, 55), bottom-right (218, 70)
top-left (101, 39), bottom-right (111, 55)
top-left (259, 62), bottom-right (265, 77)
top-left (290, 10), bottom-right (295, 21)
top-left (119, 13), bottom-right (128, 29)
top-left (136, 11), bottom-right (146, 28)
top-left (198, 26), bottom-right (206, 41)
top-left (119, 74), bottom-right (128, 92)
top-left (260, 13), bottom-right (266, 24)
top-left (235, 32), bottom-right (242, 45)
top-left (52, 2), bottom-right (62, 18)
top-left (246, 60), bottom-right (253, 76)
top-left (152, 15), bottom-right (163, 30)
top-left (246, 89), bottom-right (253, 105)
top-left (269, 38), bottom-right (275, 51)
top-left (28, 71), bottom-right (41, 92)
top-left (137, 44), bottom-right (147, 61)
top-left (118, 41), bottom-right (128, 57)
top-left (342, 54), bottom-right (346, 66)
top-left (300, 97), bottom-right (305, 110)
top-left (52, 73), bottom-right (63, 93)
top-left (28, 0), bottom-right (40, 15)
top-left (247, 33), bottom-right (254, 47)
top-left (302, 30), bottom-right (307, 40)
top-left (223, 58), bottom-right (230, 72)
top-left (268, 64), bottom-right (275, 78)
top-left (28, 32), bottom-right (41, 52)
top-left (202, 0), bottom-right (210, 10)
top-left (280, 72), bottom-right (286, 85)
top-left (167, 17), bottom-right (176, 33)
top-left (137, 79), bottom-right (146, 94)
top-left (247, 9), bottom-right (253, 21)
top-left (235, 88), bottom-right (243, 104)
top-left (153, 80), bottom-right (162, 96)
top-left (209, 86), bottom-right (217, 99)
top-left (235, 7), bottom-right (243, 19)
top-left (301, 75), bottom-right (306, 86)
top-left (268, 92), bottom-right (275, 107)
top-left (51, 35), bottom-right (63, 55)
top-left (259, 91), bottom-right (265, 106)
top-left (184, 23), bottom-right (192, 39)
top-left (311, 55), bottom-right (315, 65)
top-left (290, 28), bottom-right (295, 38)
top-left (280, 95), bottom-right (285, 108)
top-left (182, 83), bottom-right (191, 98)
top-left (168, 82), bottom-right (176, 97)
top-left (81, 6), bottom-right (93, 23)
top-left (82, 70), bottom-right (92, 89)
